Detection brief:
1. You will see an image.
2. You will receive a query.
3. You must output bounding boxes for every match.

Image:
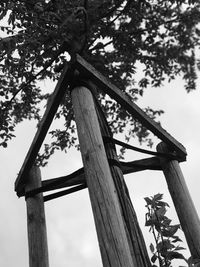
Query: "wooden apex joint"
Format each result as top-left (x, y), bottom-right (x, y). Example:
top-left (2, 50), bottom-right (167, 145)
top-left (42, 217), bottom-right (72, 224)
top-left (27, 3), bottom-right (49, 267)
top-left (157, 141), bottom-right (187, 162)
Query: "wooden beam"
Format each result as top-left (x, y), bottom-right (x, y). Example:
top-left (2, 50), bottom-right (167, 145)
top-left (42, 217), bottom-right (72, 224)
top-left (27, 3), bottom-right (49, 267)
top-left (157, 142), bottom-right (200, 260)
top-left (40, 157), bottom-right (161, 193)
top-left (71, 85), bottom-right (135, 266)
top-left (42, 168), bottom-right (85, 191)
top-left (17, 157), bottom-right (161, 198)
top-left (75, 54), bottom-right (187, 160)
top-left (25, 166), bottom-right (49, 267)
top-left (121, 157), bottom-right (161, 174)
top-left (96, 93), bottom-right (151, 266)
top-left (15, 63), bottom-right (73, 196)
top-left (44, 183), bottom-right (87, 202)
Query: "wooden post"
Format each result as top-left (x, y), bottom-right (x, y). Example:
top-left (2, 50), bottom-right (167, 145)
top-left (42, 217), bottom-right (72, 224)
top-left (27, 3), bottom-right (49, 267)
top-left (95, 94), bottom-right (151, 267)
top-left (71, 86), bottom-right (135, 267)
top-left (157, 142), bottom-right (200, 260)
top-left (25, 166), bottom-right (49, 267)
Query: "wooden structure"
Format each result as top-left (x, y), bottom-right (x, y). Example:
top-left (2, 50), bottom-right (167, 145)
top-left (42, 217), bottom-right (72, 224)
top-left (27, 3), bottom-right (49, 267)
top-left (15, 54), bottom-right (200, 266)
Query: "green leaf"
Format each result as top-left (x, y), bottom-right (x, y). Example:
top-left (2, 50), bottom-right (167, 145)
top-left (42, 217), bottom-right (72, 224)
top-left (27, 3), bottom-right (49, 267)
top-left (162, 224), bottom-right (180, 237)
top-left (162, 218), bottom-right (172, 227)
top-left (151, 254), bottom-right (157, 263)
top-left (144, 197), bottom-right (152, 206)
top-left (174, 246), bottom-right (186, 251)
top-left (172, 236), bottom-right (183, 243)
top-left (150, 243), bottom-right (155, 253)
top-left (153, 193), bottom-right (163, 201)
top-left (157, 239), bottom-right (174, 253)
top-left (156, 206), bottom-right (166, 217)
top-left (156, 201), bottom-right (170, 208)
top-left (2, 142), bottom-right (7, 148)
top-left (145, 217), bottom-right (158, 227)
top-left (167, 251), bottom-right (185, 260)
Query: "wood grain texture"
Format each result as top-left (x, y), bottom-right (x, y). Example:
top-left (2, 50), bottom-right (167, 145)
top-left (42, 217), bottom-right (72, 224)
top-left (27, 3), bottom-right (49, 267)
top-left (95, 92), bottom-right (151, 267)
top-left (71, 86), bottom-right (135, 267)
top-left (25, 166), bottom-right (49, 267)
top-left (41, 157), bottom-right (161, 192)
top-left (121, 157), bottom-right (161, 174)
top-left (18, 157), bottom-right (161, 198)
top-left (157, 142), bottom-right (200, 260)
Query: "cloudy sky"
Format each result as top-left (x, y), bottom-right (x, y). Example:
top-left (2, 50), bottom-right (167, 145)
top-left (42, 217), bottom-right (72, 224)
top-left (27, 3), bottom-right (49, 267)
top-left (1, 74), bottom-right (200, 267)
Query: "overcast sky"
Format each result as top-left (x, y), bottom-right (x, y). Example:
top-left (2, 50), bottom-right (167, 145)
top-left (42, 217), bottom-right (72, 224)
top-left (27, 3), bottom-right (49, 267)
top-left (1, 74), bottom-right (200, 267)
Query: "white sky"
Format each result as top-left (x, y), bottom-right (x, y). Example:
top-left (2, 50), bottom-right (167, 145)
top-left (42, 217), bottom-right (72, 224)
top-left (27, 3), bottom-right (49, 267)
top-left (1, 74), bottom-right (200, 267)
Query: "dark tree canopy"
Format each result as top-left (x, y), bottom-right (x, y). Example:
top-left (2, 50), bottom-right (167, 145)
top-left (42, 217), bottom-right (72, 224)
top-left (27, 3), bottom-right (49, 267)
top-left (0, 0), bottom-right (200, 164)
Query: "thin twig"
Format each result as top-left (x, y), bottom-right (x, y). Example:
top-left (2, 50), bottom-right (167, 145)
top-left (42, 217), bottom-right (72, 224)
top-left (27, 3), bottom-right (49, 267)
top-left (89, 39), bottom-right (113, 52)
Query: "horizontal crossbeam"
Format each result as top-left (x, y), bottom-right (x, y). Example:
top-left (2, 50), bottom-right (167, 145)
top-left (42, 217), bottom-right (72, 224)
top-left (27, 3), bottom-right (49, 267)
top-left (44, 183), bottom-right (87, 202)
top-left (22, 157), bottom-right (161, 199)
top-left (75, 54), bottom-right (187, 160)
top-left (41, 157), bottom-right (161, 192)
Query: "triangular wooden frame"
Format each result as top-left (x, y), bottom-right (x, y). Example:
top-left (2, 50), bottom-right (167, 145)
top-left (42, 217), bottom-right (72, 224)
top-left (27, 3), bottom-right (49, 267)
top-left (15, 54), bottom-right (187, 196)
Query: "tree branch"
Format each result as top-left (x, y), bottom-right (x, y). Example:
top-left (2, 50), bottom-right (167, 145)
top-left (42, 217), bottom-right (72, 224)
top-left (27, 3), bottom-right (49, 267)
top-left (106, 0), bottom-right (132, 28)
top-left (97, 0), bottom-right (124, 21)
top-left (89, 39), bottom-right (113, 52)
top-left (78, 2), bottom-right (89, 55)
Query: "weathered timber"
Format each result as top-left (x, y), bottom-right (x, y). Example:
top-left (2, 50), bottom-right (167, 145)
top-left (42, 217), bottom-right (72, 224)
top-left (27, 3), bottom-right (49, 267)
top-left (41, 158), bottom-right (161, 200)
top-left (44, 183), bottom-right (87, 202)
top-left (121, 157), bottom-right (161, 174)
top-left (25, 166), bottom-right (49, 267)
top-left (103, 136), bottom-right (180, 161)
top-left (42, 168), bottom-right (85, 192)
top-left (95, 91), bottom-right (151, 267)
top-left (75, 54), bottom-right (187, 160)
top-left (15, 63), bottom-right (73, 196)
top-left (18, 157), bottom-right (161, 198)
top-left (71, 85), bottom-right (135, 267)
top-left (41, 157), bottom-right (161, 191)
top-left (157, 142), bottom-right (200, 260)
top-left (19, 168), bottom-right (85, 198)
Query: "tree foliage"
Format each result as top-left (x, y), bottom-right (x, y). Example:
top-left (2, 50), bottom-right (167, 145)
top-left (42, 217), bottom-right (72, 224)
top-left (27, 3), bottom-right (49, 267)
top-left (0, 0), bottom-right (200, 162)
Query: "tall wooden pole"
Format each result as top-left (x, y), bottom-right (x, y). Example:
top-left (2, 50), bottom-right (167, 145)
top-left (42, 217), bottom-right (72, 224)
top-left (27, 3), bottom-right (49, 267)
top-left (71, 86), bottom-right (136, 267)
top-left (25, 166), bottom-right (49, 267)
top-left (157, 142), bottom-right (200, 261)
top-left (95, 94), bottom-right (151, 267)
